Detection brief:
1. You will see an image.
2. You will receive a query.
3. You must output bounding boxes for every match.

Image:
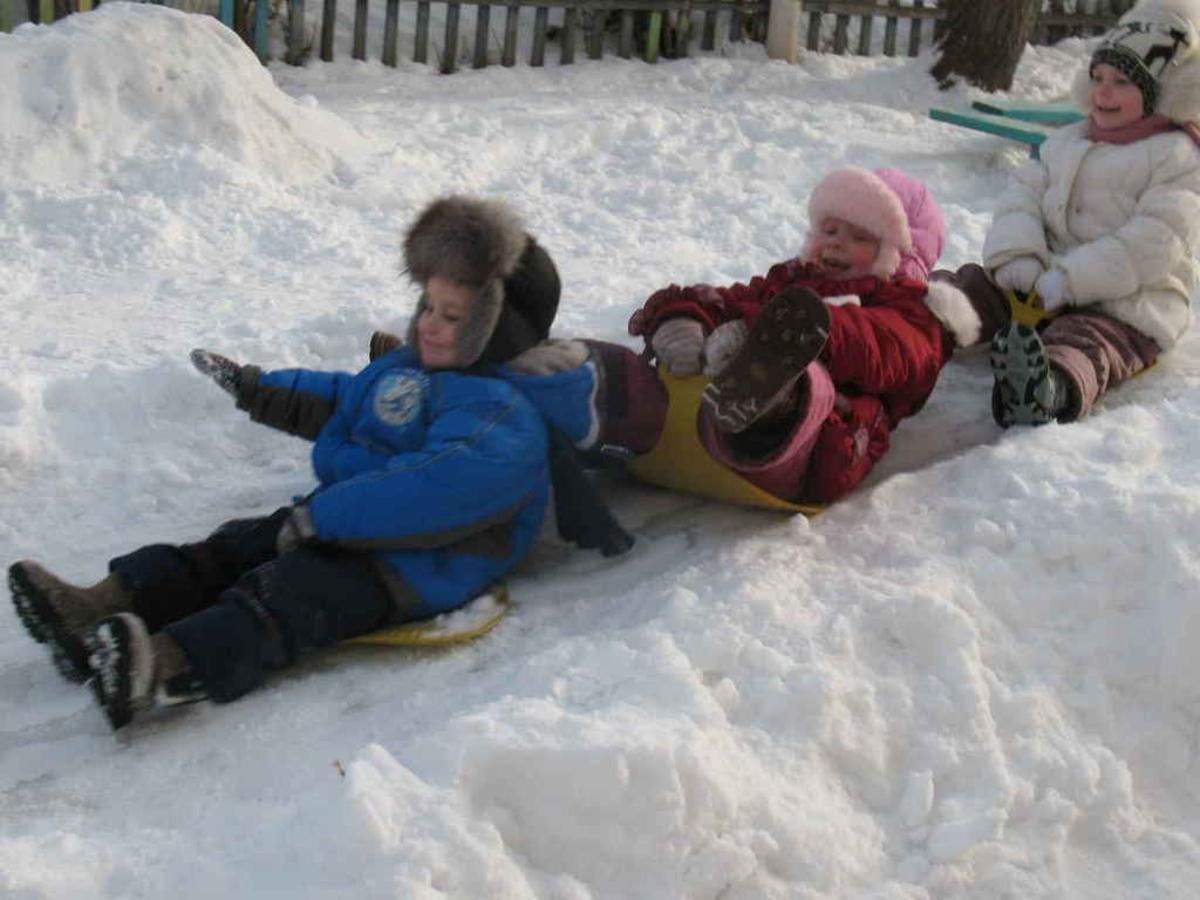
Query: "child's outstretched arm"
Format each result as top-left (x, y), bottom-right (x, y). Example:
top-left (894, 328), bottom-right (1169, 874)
top-left (190, 348), bottom-right (352, 441)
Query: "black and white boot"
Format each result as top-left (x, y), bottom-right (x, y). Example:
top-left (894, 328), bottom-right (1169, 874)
top-left (89, 613), bottom-right (204, 731)
top-left (989, 322), bottom-right (1068, 427)
top-left (8, 560), bottom-right (133, 684)
top-left (702, 287), bottom-right (830, 433)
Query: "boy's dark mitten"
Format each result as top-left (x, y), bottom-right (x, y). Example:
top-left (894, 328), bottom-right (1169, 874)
top-left (190, 349), bottom-right (243, 398)
top-left (548, 429), bottom-right (634, 557)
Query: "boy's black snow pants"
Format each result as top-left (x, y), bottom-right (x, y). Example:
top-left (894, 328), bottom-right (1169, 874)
top-left (107, 508), bottom-right (392, 703)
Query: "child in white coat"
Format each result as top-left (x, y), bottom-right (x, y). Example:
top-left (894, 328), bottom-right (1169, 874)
top-left (985, 0), bottom-right (1200, 426)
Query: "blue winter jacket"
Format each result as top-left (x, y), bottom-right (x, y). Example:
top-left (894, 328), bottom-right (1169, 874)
top-left (235, 347), bottom-right (549, 618)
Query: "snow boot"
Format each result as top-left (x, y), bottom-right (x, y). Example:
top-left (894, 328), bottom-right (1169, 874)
top-left (989, 322), bottom-right (1068, 427)
top-left (8, 561), bottom-right (134, 684)
top-left (88, 613), bottom-right (205, 731)
top-left (702, 287), bottom-right (830, 433)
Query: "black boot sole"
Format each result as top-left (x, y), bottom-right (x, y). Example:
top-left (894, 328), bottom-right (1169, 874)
top-left (702, 287), bottom-right (830, 433)
top-left (990, 323), bottom-right (1056, 427)
top-left (8, 562), bottom-right (91, 684)
top-left (89, 614), bottom-right (142, 731)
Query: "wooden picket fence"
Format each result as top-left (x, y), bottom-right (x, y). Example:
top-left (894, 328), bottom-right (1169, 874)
top-left (799, 0), bottom-right (1138, 57)
top-left (3, 0), bottom-right (94, 31)
top-left (0, 0), bottom-right (770, 67)
top-left (313, 0), bottom-right (770, 71)
top-left (2, 0), bottom-right (1138, 69)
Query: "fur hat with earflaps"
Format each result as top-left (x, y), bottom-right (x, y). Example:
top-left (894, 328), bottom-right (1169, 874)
top-left (404, 196), bottom-right (561, 367)
top-left (1072, 0), bottom-right (1200, 120)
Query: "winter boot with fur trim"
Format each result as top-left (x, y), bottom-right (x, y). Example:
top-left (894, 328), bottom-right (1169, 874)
top-left (702, 287), bottom-right (831, 434)
top-left (8, 561), bottom-right (134, 683)
top-left (89, 613), bottom-right (205, 731)
top-left (989, 322), bottom-right (1069, 427)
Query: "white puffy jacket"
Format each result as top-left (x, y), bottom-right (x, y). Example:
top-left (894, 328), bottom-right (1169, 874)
top-left (983, 121), bottom-right (1200, 349)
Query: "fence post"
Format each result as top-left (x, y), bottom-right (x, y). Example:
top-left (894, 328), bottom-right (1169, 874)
top-left (288, 0), bottom-right (307, 65)
top-left (255, 0), bottom-right (270, 61)
top-left (644, 11), bottom-right (662, 62)
top-left (383, 0), bottom-right (400, 65)
top-left (321, 0), bottom-right (336, 60)
top-left (766, 0), bottom-right (801, 62)
top-left (353, 0), bottom-right (367, 60)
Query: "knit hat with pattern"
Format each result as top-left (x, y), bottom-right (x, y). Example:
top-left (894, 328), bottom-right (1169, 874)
top-left (1089, 1), bottom-right (1200, 113)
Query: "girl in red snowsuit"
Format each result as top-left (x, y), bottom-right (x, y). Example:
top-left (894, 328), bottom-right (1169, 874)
top-left (627, 166), bottom-right (987, 504)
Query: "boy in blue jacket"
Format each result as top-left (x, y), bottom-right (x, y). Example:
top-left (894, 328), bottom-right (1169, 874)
top-left (8, 196), bottom-right (560, 731)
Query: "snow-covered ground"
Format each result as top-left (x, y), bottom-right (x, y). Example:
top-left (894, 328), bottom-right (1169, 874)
top-left (2, 5), bottom-right (1199, 898)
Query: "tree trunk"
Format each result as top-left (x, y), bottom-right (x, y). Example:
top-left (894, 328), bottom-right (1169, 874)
top-left (930, 0), bottom-right (1042, 92)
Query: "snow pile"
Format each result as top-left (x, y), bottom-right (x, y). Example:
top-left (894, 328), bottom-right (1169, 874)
top-left (0, 3), bottom-right (360, 187)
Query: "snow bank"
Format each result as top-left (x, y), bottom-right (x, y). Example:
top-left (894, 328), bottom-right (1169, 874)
top-left (0, 3), bottom-right (360, 187)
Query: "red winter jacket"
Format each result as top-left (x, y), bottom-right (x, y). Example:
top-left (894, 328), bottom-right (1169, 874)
top-left (628, 259), bottom-right (951, 425)
top-left (629, 259), bottom-right (954, 504)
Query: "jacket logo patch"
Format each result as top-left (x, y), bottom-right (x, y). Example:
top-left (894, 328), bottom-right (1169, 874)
top-left (374, 372), bottom-right (426, 426)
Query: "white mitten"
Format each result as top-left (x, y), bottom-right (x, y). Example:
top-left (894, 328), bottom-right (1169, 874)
top-left (702, 320), bottom-right (750, 377)
top-left (992, 257), bottom-right (1044, 294)
top-left (1034, 268), bottom-right (1071, 311)
top-left (650, 318), bottom-right (706, 376)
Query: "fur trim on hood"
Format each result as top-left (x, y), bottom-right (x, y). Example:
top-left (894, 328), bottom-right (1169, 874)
top-left (923, 279), bottom-right (982, 349)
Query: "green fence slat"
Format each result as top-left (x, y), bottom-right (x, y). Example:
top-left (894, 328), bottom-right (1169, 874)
top-left (255, 0), bottom-right (270, 61)
top-left (644, 10), bottom-right (661, 62)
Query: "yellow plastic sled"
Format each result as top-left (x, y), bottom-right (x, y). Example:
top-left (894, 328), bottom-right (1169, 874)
top-left (343, 584), bottom-right (510, 647)
top-left (626, 370), bottom-right (823, 516)
top-left (1007, 288), bottom-right (1051, 328)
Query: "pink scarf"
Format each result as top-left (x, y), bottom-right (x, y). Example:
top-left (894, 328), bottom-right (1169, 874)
top-left (1087, 113), bottom-right (1200, 148)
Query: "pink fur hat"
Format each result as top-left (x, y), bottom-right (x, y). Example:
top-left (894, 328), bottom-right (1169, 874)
top-left (802, 166), bottom-right (913, 279)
